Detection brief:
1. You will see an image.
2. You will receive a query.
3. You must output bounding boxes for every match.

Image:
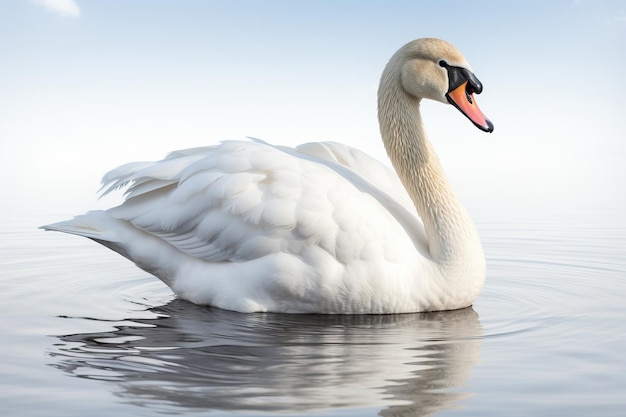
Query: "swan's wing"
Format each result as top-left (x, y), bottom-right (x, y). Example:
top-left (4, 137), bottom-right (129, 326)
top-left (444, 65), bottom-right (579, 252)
top-left (103, 140), bottom-right (427, 263)
top-left (295, 141), bottom-right (416, 212)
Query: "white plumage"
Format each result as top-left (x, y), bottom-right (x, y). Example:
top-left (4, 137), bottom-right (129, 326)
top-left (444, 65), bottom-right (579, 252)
top-left (43, 38), bottom-right (493, 313)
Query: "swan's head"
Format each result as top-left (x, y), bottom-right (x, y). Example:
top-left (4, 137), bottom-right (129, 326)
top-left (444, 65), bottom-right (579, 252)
top-left (382, 38), bottom-right (494, 133)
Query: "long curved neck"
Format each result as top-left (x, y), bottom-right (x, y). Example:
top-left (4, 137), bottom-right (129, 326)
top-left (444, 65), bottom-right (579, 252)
top-left (378, 69), bottom-right (479, 262)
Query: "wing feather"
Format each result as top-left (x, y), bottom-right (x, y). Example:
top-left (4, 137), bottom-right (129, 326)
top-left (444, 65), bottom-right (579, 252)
top-left (102, 139), bottom-right (426, 264)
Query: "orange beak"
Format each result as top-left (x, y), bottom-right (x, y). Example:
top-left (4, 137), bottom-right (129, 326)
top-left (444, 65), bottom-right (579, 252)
top-left (446, 81), bottom-right (494, 133)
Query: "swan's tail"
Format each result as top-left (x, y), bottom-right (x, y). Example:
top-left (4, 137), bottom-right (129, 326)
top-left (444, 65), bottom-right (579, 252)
top-left (40, 211), bottom-right (179, 286)
top-left (41, 211), bottom-right (121, 240)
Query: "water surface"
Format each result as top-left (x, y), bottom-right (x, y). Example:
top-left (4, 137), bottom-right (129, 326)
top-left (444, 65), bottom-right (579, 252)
top-left (1, 206), bottom-right (625, 416)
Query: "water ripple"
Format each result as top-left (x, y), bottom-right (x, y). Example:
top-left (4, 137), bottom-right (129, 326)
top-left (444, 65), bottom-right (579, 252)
top-left (49, 303), bottom-right (483, 416)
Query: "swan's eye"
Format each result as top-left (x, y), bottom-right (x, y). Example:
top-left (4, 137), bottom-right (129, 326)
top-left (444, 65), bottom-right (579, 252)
top-left (439, 60), bottom-right (448, 68)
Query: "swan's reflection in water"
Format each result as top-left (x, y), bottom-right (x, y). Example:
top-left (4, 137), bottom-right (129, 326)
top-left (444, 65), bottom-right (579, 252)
top-left (49, 300), bottom-right (482, 416)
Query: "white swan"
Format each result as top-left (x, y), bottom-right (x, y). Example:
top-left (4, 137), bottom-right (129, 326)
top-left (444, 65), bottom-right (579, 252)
top-left (42, 38), bottom-right (493, 314)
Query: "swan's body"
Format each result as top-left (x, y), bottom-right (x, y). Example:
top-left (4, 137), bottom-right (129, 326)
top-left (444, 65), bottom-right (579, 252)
top-left (42, 38), bottom-right (493, 314)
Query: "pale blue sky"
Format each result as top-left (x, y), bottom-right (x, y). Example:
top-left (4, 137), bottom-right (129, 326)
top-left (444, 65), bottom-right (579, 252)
top-left (2, 0), bottom-right (625, 214)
